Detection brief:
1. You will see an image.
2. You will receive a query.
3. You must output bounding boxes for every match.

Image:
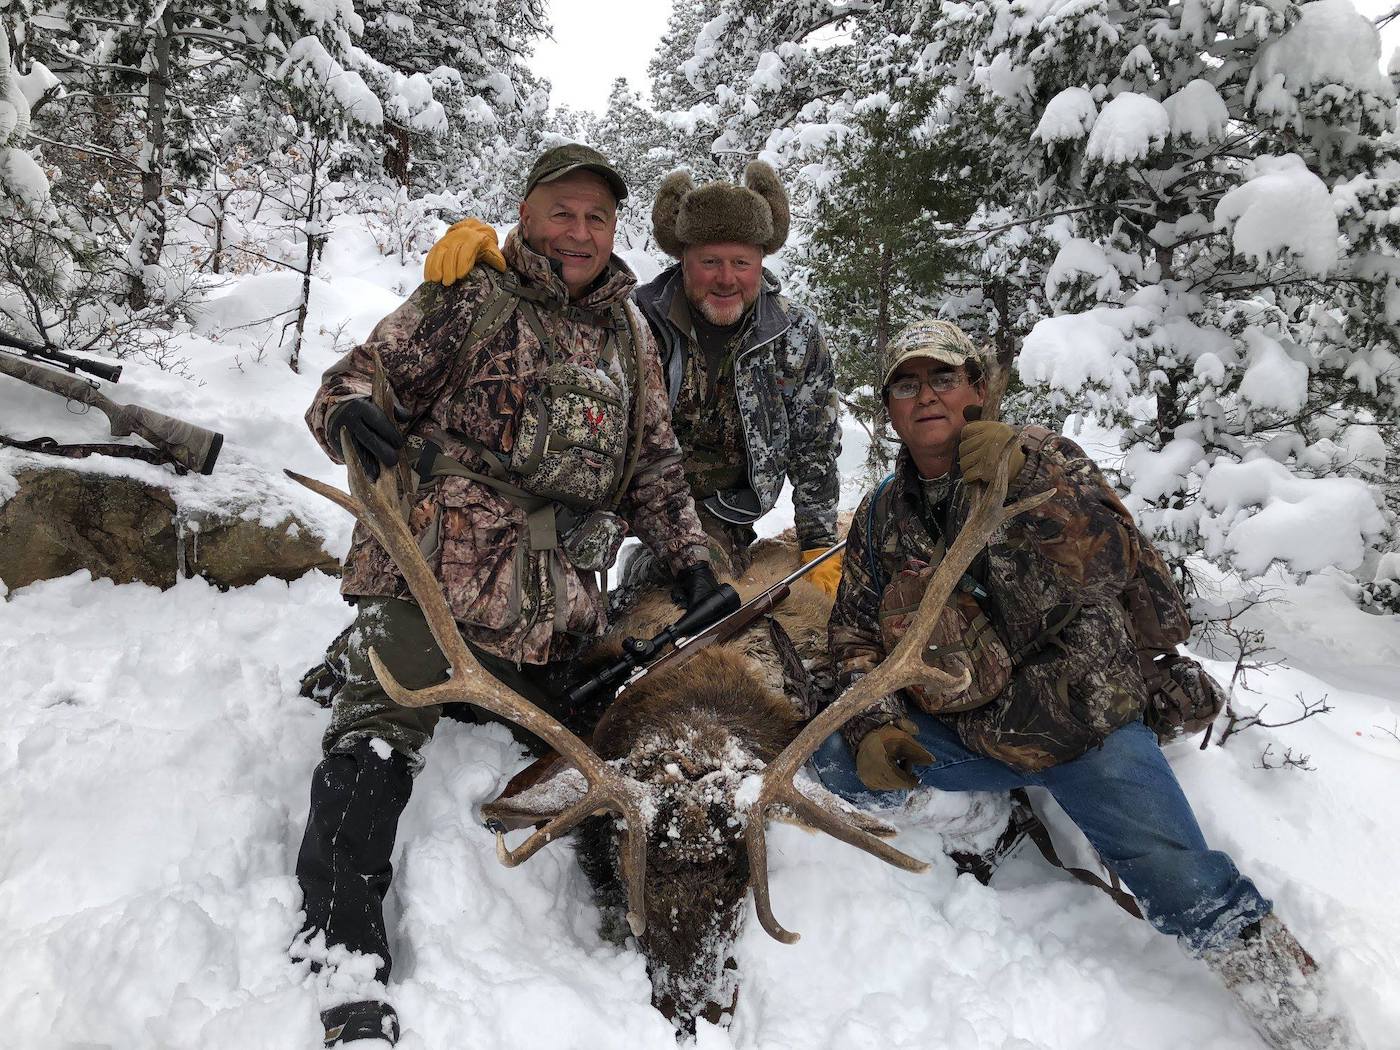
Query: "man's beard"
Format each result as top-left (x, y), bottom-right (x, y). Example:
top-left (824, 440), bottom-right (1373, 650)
top-left (693, 293), bottom-right (750, 327)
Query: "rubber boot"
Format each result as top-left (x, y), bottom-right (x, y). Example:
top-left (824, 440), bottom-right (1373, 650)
top-left (1202, 914), bottom-right (1364, 1050)
top-left (322, 999), bottom-right (400, 1046)
top-left (294, 738), bottom-right (414, 984)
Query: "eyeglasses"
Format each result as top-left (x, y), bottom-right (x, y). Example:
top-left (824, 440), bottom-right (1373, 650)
top-left (887, 371), bottom-right (967, 399)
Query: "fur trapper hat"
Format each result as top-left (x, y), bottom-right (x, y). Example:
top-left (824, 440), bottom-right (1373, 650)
top-left (652, 160), bottom-right (790, 258)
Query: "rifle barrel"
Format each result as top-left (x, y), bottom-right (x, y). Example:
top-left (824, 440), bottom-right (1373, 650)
top-left (0, 333), bottom-right (123, 383)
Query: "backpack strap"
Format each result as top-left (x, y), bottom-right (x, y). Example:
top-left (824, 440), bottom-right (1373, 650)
top-left (865, 472), bottom-right (897, 595)
top-left (1011, 789), bottom-right (1143, 920)
top-left (607, 301), bottom-right (646, 512)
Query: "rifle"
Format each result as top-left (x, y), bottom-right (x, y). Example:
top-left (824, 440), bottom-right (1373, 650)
top-left (564, 541), bottom-right (847, 710)
top-left (0, 333), bottom-right (224, 474)
top-left (0, 332), bottom-right (124, 383)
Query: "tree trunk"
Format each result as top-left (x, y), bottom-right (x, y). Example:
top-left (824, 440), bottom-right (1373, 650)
top-left (287, 133), bottom-right (325, 374)
top-left (385, 123), bottom-right (412, 189)
top-left (128, 12), bottom-right (173, 311)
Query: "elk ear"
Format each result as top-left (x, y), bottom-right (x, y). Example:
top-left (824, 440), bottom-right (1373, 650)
top-left (480, 753), bottom-right (590, 834)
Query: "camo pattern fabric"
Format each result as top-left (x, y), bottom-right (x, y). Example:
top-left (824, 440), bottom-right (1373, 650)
top-left (876, 565), bottom-right (1012, 715)
top-left (307, 229), bottom-right (710, 665)
top-left (669, 326), bottom-right (747, 500)
top-left (633, 266), bottom-right (841, 549)
top-left (510, 360), bottom-right (627, 507)
top-left (827, 430), bottom-right (1149, 771)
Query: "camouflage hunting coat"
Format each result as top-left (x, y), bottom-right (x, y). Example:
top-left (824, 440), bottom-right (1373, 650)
top-left (633, 265), bottom-right (841, 550)
top-left (307, 230), bottom-right (710, 665)
top-left (827, 431), bottom-right (1149, 771)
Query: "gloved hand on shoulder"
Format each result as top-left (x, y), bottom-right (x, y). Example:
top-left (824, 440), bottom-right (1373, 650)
top-left (423, 218), bottom-right (506, 286)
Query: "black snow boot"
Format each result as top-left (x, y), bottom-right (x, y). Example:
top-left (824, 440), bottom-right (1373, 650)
top-left (322, 999), bottom-right (400, 1046)
top-left (294, 738), bottom-right (414, 982)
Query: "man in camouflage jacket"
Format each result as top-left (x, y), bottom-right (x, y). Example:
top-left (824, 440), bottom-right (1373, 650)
top-left (812, 319), bottom-right (1361, 1050)
top-left (424, 161), bottom-right (844, 591)
top-left (294, 145), bottom-right (717, 1048)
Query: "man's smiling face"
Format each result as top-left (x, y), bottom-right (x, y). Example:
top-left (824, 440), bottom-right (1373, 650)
top-left (680, 242), bottom-right (764, 326)
top-left (518, 171), bottom-right (618, 298)
top-left (885, 361), bottom-right (985, 467)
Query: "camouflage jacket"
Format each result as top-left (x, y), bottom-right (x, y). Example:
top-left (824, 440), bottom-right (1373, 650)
top-left (827, 431), bottom-right (1149, 771)
top-left (307, 230), bottom-right (710, 665)
top-left (633, 265), bottom-right (840, 550)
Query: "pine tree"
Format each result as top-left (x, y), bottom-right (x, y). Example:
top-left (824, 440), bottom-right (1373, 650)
top-left (931, 0), bottom-right (1398, 583)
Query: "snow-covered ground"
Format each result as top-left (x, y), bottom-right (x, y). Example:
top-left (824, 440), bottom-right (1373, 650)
top-left (2, 219), bottom-right (1398, 1049)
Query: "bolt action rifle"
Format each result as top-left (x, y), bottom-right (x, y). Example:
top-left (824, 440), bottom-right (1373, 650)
top-left (0, 332), bottom-right (224, 474)
top-left (564, 541), bottom-right (848, 710)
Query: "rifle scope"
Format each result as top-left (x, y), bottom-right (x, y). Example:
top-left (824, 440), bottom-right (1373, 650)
top-left (0, 333), bottom-right (123, 383)
top-left (565, 583), bottom-right (741, 709)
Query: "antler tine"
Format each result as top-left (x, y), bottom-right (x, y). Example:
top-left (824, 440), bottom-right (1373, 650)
top-left (284, 414), bottom-right (653, 936)
top-left (744, 440), bottom-right (1057, 943)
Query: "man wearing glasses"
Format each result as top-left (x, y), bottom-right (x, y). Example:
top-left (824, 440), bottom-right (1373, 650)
top-left (813, 318), bottom-right (1361, 1050)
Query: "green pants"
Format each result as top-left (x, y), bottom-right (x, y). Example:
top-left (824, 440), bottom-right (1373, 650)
top-left (324, 597), bottom-right (581, 770)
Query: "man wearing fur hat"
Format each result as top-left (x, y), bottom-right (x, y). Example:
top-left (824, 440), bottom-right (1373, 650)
top-left (424, 161), bottom-right (844, 593)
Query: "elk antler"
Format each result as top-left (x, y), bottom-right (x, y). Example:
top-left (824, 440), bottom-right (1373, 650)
top-left (286, 377), bottom-right (652, 937)
top-left (744, 438), bottom-right (1056, 943)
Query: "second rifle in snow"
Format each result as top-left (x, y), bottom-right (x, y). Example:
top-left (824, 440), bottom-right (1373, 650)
top-left (0, 332), bottom-right (224, 474)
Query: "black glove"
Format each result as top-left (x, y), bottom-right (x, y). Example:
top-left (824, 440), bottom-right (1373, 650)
top-left (670, 562), bottom-right (720, 612)
top-left (326, 398), bottom-right (406, 481)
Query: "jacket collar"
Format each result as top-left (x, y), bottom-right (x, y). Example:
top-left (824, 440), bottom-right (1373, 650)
top-left (503, 226), bottom-right (638, 311)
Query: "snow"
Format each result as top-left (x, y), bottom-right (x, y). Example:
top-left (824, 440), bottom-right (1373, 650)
top-left (1197, 457), bottom-right (1387, 575)
top-left (1251, 0), bottom-right (1396, 101)
top-left (1083, 92), bottom-right (1169, 165)
top-left (2, 212), bottom-right (1398, 1050)
top-left (1017, 305), bottom-right (1146, 404)
top-left (1163, 79), bottom-right (1229, 143)
top-left (1238, 328), bottom-right (1310, 416)
top-left (1031, 86), bottom-right (1097, 146)
top-left (1045, 238), bottom-right (1120, 303)
top-left (1214, 154), bottom-right (1340, 275)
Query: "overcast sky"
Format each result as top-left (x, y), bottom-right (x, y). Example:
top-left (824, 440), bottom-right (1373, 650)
top-left (531, 0), bottom-right (1398, 117)
top-left (529, 0), bottom-right (674, 115)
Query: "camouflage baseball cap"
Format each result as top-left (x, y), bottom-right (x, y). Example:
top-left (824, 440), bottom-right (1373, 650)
top-left (524, 143), bottom-right (628, 202)
top-left (880, 319), bottom-right (982, 390)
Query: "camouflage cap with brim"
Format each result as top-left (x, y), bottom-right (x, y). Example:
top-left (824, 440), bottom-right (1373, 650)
top-left (880, 319), bottom-right (982, 390)
top-left (525, 143), bottom-right (628, 202)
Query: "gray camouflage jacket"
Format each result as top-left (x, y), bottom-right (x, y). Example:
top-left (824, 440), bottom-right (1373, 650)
top-left (633, 265), bottom-right (841, 550)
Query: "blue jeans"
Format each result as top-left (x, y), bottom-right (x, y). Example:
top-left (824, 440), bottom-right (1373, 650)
top-left (813, 713), bottom-right (1270, 954)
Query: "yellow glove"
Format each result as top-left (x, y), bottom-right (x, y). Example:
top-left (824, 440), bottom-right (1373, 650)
top-left (800, 547), bottom-right (844, 598)
top-left (855, 719), bottom-right (934, 791)
top-left (423, 218), bottom-right (505, 286)
top-left (958, 420), bottom-right (1025, 485)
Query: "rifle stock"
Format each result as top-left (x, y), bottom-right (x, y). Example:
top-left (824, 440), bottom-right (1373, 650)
top-left (0, 353), bottom-right (223, 474)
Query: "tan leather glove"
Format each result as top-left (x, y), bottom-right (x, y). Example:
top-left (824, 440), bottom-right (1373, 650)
top-left (958, 420), bottom-right (1025, 485)
top-left (855, 718), bottom-right (933, 791)
top-left (800, 547), bottom-right (844, 598)
top-left (423, 218), bottom-right (505, 286)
